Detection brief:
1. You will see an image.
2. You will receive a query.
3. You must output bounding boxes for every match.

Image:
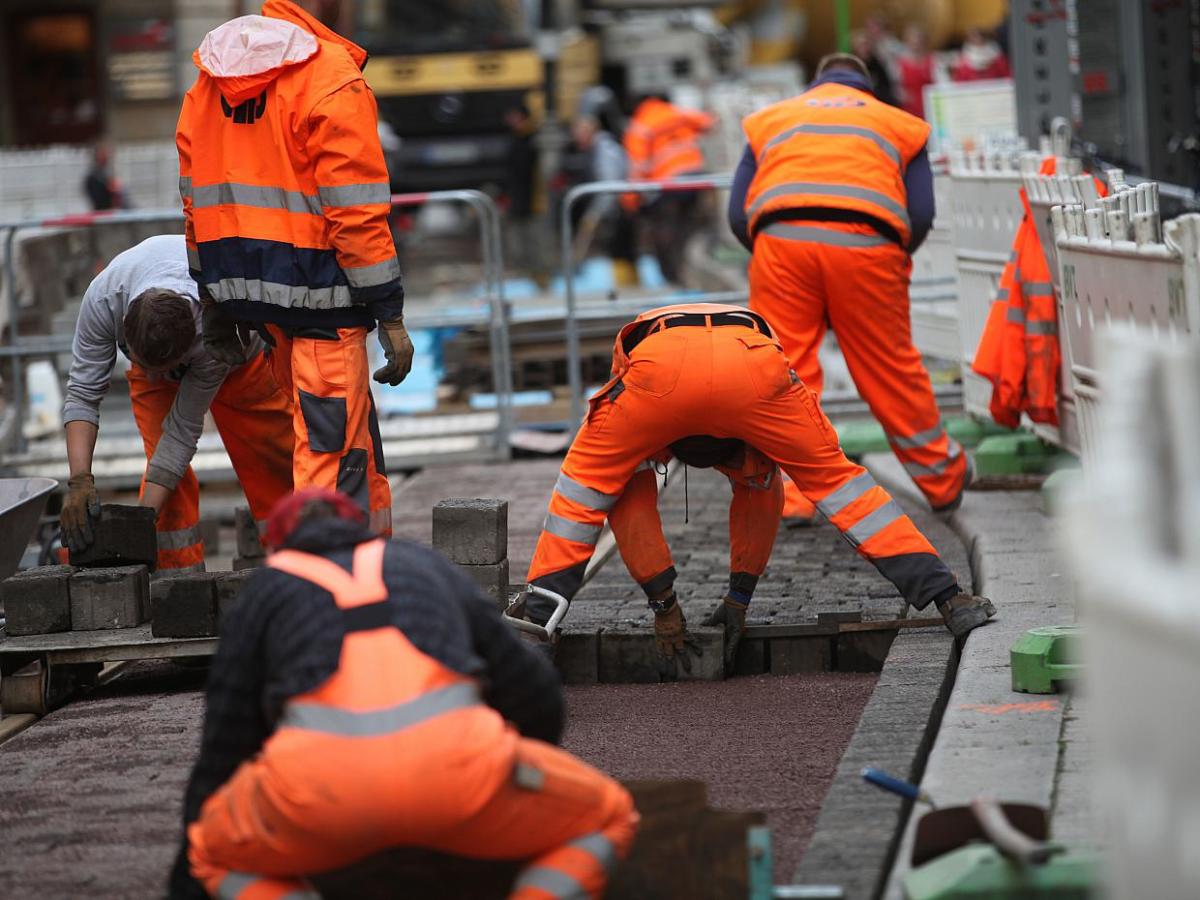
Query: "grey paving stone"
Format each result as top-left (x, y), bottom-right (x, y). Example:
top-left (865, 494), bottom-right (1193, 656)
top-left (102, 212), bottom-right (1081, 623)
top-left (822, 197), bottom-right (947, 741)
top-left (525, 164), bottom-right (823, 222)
top-left (555, 631), bottom-right (599, 684)
top-left (2, 565), bottom-right (74, 635)
top-left (433, 499), bottom-right (509, 565)
top-left (598, 627), bottom-right (723, 683)
top-left (198, 518), bottom-right (221, 556)
top-left (151, 575), bottom-right (217, 638)
top-left (232, 556), bottom-right (264, 571)
top-left (770, 636), bottom-right (833, 674)
top-left (234, 507), bottom-right (265, 559)
top-left (68, 505), bottom-right (157, 571)
top-left (215, 571), bottom-right (256, 620)
top-left (458, 559), bottom-right (509, 608)
top-left (70, 566), bottom-right (149, 631)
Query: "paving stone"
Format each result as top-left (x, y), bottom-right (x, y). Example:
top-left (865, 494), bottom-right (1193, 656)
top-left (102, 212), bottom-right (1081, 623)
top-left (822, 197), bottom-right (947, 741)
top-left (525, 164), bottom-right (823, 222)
top-left (215, 571), bottom-right (256, 620)
top-left (836, 629), bottom-right (897, 672)
top-left (198, 518), bottom-right (221, 555)
top-left (234, 507), bottom-right (264, 559)
top-left (770, 636), bottom-right (833, 674)
top-left (150, 575), bottom-right (217, 638)
top-left (433, 498), bottom-right (509, 565)
top-left (68, 505), bottom-right (157, 571)
top-left (2, 565), bottom-right (74, 635)
top-left (458, 559), bottom-right (509, 607)
top-left (70, 566), bottom-right (149, 630)
top-left (232, 556), bottom-right (264, 571)
top-left (598, 627), bottom-right (723, 683)
top-left (732, 637), bottom-right (768, 676)
top-left (555, 631), bottom-right (599, 684)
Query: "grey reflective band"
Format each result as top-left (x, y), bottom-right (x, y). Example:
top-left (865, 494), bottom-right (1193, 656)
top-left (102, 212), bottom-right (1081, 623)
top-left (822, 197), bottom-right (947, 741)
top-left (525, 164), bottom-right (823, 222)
top-left (318, 182), bottom-right (391, 207)
top-left (178, 176), bottom-right (192, 199)
top-left (282, 682), bottom-right (481, 737)
top-left (903, 441), bottom-right (963, 478)
top-left (1024, 281), bottom-right (1054, 297)
top-left (995, 287), bottom-right (1010, 301)
top-left (760, 222), bottom-right (891, 248)
top-left (817, 471), bottom-right (877, 518)
top-left (512, 867), bottom-right (589, 900)
top-left (1025, 320), bottom-right (1058, 335)
top-left (888, 420), bottom-right (945, 450)
top-left (191, 182), bottom-right (323, 216)
top-left (759, 122), bottom-right (902, 167)
top-left (217, 873), bottom-right (255, 899)
top-left (844, 500), bottom-right (906, 548)
top-left (157, 526), bottom-right (202, 551)
top-left (555, 473), bottom-right (619, 512)
top-left (748, 181), bottom-right (910, 230)
top-left (205, 277), bottom-right (354, 309)
top-left (1006, 307), bottom-right (1026, 324)
top-left (570, 832), bottom-right (618, 872)
top-left (543, 513), bottom-right (603, 545)
top-left (344, 256), bottom-right (402, 289)
top-left (187, 246), bottom-right (201, 270)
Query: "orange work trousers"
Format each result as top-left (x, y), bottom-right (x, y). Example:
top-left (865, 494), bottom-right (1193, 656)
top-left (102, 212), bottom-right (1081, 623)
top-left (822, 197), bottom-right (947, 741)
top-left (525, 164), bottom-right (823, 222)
top-left (749, 221), bottom-right (969, 512)
top-left (128, 352), bottom-right (294, 571)
top-left (608, 450), bottom-right (782, 600)
top-left (188, 733), bottom-right (637, 899)
top-left (526, 323), bottom-right (960, 620)
top-left (265, 326), bottom-right (392, 536)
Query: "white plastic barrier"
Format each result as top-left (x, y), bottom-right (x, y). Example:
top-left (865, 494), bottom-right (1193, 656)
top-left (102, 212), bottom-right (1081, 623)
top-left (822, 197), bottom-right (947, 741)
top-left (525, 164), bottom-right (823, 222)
top-left (909, 164), bottom-right (961, 361)
top-left (1062, 333), bottom-right (1200, 900)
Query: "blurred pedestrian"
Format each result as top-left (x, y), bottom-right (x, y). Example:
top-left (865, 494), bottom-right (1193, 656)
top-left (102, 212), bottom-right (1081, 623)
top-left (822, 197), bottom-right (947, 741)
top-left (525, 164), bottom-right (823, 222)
top-left (83, 141), bottom-right (128, 211)
top-left (952, 27), bottom-right (1010, 81)
top-left (503, 101), bottom-right (539, 271)
top-left (897, 24), bottom-right (935, 119)
top-left (851, 30), bottom-right (898, 107)
top-left (567, 113), bottom-right (638, 286)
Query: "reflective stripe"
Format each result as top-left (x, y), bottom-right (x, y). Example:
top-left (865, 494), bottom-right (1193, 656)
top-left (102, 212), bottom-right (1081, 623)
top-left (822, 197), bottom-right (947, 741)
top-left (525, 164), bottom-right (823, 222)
top-left (217, 874), bottom-right (320, 900)
top-left (903, 441), bottom-right (963, 478)
top-left (543, 513), bottom-right (602, 545)
top-left (888, 421), bottom-right (945, 450)
top-left (186, 246), bottom-right (201, 270)
top-left (555, 473), bottom-right (619, 512)
top-left (816, 471), bottom-right (877, 518)
top-left (192, 182), bottom-right (323, 216)
top-left (759, 122), bottom-right (902, 167)
top-left (1006, 307), bottom-right (1026, 324)
top-left (157, 525), bottom-right (202, 551)
top-left (748, 181), bottom-right (911, 230)
top-left (995, 287), bottom-right (1009, 301)
top-left (317, 182), bottom-right (391, 207)
top-left (845, 500), bottom-right (906, 547)
top-left (281, 682), bottom-right (481, 737)
top-left (1024, 281), bottom-right (1054, 297)
top-left (205, 277), bottom-right (353, 309)
top-left (570, 832), bottom-right (617, 872)
top-left (513, 867), bottom-right (589, 900)
top-left (343, 255), bottom-right (401, 289)
top-left (1025, 320), bottom-right (1058, 335)
top-left (760, 222), bottom-right (891, 248)
top-left (179, 176), bottom-right (192, 200)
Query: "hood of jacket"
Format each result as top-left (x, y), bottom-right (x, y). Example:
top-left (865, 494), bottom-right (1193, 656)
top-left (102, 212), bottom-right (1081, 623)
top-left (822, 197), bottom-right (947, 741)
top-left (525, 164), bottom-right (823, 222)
top-left (193, 0), bottom-right (367, 103)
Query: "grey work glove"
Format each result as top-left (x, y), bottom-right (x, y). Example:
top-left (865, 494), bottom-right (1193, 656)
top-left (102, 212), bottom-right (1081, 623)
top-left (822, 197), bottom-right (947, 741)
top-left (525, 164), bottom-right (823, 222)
top-left (374, 316), bottom-right (415, 386)
top-left (653, 595), bottom-right (703, 682)
top-left (61, 472), bottom-right (101, 553)
top-left (201, 301), bottom-right (254, 366)
top-left (703, 595), bottom-right (749, 677)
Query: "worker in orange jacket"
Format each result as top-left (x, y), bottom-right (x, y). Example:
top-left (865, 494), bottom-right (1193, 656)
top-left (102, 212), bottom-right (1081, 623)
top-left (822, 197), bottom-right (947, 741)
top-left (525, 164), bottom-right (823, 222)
top-left (526, 304), bottom-right (995, 678)
top-left (728, 54), bottom-right (970, 519)
top-left (623, 95), bottom-right (714, 284)
top-left (173, 488), bottom-right (637, 900)
top-left (177, 0), bottom-right (412, 536)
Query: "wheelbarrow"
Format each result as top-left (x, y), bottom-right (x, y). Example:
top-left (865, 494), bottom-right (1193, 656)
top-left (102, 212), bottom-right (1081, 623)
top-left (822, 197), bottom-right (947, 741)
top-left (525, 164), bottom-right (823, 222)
top-left (0, 476), bottom-right (58, 585)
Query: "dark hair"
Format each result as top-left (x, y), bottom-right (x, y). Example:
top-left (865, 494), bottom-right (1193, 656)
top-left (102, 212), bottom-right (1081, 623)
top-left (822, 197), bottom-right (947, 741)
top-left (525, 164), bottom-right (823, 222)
top-left (815, 53), bottom-right (870, 79)
top-left (124, 288), bottom-right (196, 368)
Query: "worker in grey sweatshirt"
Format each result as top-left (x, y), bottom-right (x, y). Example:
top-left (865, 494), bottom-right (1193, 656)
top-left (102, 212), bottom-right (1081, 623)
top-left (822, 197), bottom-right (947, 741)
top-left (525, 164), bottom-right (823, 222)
top-left (62, 234), bottom-right (295, 571)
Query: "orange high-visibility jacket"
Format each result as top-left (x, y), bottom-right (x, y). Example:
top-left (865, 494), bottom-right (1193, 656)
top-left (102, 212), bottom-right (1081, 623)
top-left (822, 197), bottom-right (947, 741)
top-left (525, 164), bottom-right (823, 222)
top-left (624, 98), bottom-right (713, 182)
top-left (741, 81), bottom-right (930, 246)
top-left (177, 0), bottom-right (402, 324)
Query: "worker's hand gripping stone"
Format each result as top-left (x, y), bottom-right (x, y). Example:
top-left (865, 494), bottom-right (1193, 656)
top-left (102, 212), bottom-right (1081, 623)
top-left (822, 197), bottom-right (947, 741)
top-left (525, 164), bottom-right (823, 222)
top-left (374, 316), bottom-right (415, 386)
top-left (61, 472), bottom-right (101, 552)
top-left (652, 591), bottom-right (703, 681)
top-left (703, 595), bottom-right (748, 676)
top-left (201, 301), bottom-right (254, 366)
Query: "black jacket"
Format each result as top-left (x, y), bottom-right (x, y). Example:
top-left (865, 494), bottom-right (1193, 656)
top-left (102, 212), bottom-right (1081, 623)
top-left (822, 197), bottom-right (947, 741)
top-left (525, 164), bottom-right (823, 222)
top-left (168, 519), bottom-right (564, 898)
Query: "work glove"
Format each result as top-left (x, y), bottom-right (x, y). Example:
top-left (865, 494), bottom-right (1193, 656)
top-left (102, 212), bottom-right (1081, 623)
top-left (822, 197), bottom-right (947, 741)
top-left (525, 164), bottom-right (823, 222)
top-left (201, 302), bottom-right (254, 366)
top-left (652, 592), bottom-right (703, 682)
top-left (703, 595), bottom-right (749, 677)
top-left (374, 316), bottom-right (415, 386)
top-left (61, 472), bottom-right (101, 554)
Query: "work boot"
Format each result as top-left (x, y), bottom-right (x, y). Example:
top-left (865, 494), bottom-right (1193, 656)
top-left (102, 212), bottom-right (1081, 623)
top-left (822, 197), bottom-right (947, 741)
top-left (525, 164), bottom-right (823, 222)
top-left (937, 592), bottom-right (996, 639)
top-left (702, 596), bottom-right (748, 676)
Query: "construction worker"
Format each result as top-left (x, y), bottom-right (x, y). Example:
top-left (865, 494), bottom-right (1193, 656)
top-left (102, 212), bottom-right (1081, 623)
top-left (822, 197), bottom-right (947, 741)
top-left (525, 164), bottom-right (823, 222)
top-left (525, 303), bottom-right (995, 678)
top-left (61, 235), bottom-right (293, 572)
top-left (170, 488), bottom-right (637, 900)
top-left (727, 54), bottom-right (970, 519)
top-left (623, 95), bottom-right (714, 284)
top-left (177, 0), bottom-right (412, 536)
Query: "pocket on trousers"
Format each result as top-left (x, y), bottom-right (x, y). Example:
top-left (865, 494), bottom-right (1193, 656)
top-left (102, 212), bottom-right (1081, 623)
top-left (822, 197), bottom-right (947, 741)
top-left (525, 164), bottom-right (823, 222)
top-left (299, 389), bottom-right (347, 453)
top-left (739, 334), bottom-right (795, 400)
top-left (307, 333), bottom-right (350, 388)
top-left (623, 333), bottom-right (687, 398)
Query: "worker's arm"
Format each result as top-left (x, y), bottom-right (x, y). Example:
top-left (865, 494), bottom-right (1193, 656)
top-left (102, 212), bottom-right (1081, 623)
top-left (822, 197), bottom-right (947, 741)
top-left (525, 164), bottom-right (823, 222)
top-left (609, 466), bottom-right (676, 597)
top-left (720, 453), bottom-right (783, 583)
top-left (727, 144), bottom-right (756, 251)
top-left (904, 147), bottom-right (936, 254)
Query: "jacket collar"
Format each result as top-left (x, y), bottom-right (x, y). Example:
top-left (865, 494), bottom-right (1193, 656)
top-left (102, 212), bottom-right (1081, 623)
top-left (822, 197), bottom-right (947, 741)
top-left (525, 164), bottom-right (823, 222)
top-left (262, 0), bottom-right (367, 70)
top-left (808, 69), bottom-right (875, 96)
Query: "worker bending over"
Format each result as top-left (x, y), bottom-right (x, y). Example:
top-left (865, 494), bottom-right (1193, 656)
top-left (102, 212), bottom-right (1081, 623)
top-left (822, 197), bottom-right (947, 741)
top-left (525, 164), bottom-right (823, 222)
top-left (171, 488), bottom-right (637, 899)
top-left (526, 304), bottom-right (994, 675)
top-left (728, 54), bottom-right (970, 517)
top-left (62, 235), bottom-right (293, 571)
top-left (177, 0), bottom-right (412, 535)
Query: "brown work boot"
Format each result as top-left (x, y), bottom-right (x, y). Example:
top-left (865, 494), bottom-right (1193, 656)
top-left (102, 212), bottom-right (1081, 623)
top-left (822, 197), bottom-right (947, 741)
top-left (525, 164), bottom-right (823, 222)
top-left (937, 592), bottom-right (996, 639)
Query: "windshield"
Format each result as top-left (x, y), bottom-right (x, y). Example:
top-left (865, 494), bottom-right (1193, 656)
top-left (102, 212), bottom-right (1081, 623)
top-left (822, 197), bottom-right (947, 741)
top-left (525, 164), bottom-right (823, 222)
top-left (357, 0), bottom-right (529, 54)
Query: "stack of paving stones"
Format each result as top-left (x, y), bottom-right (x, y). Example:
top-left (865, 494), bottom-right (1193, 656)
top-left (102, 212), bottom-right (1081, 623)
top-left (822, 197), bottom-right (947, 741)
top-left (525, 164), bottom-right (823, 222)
top-left (432, 499), bottom-right (510, 607)
top-left (1, 506), bottom-right (156, 636)
top-left (231, 507), bottom-right (266, 571)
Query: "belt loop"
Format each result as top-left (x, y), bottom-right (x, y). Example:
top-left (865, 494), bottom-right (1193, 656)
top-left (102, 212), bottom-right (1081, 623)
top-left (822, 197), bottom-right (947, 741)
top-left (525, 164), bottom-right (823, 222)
top-left (705, 314), bottom-right (713, 331)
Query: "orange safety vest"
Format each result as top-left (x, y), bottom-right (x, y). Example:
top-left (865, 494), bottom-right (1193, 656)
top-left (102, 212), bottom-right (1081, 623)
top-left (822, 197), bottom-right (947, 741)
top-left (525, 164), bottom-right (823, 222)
top-left (262, 540), bottom-right (512, 780)
top-left (741, 81), bottom-right (930, 245)
top-left (177, 0), bottom-right (401, 313)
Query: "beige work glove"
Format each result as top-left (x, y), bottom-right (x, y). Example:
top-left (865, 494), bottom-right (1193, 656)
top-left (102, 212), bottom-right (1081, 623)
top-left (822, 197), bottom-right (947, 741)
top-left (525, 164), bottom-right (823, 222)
top-left (374, 316), bottom-right (415, 386)
top-left (61, 472), bottom-right (101, 553)
top-left (652, 592), bottom-right (703, 682)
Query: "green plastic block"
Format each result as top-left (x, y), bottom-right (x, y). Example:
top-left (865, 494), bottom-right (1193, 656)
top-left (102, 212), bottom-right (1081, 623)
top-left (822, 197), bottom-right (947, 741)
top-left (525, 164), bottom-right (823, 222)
top-left (1040, 467), bottom-right (1082, 517)
top-left (836, 420), bottom-right (890, 457)
top-left (1011, 624), bottom-right (1083, 694)
top-left (904, 844), bottom-right (1095, 899)
top-left (973, 433), bottom-right (1057, 476)
top-left (947, 417), bottom-right (1013, 448)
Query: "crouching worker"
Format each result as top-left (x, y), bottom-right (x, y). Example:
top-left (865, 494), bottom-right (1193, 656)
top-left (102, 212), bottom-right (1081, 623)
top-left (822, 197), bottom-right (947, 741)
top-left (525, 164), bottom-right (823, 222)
top-left (62, 234), bottom-right (293, 571)
top-left (170, 488), bottom-right (638, 900)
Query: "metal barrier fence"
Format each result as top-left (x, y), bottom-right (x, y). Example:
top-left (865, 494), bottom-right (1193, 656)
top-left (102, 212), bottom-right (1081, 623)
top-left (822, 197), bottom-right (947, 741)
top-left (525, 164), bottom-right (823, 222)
top-left (560, 173), bottom-right (737, 425)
